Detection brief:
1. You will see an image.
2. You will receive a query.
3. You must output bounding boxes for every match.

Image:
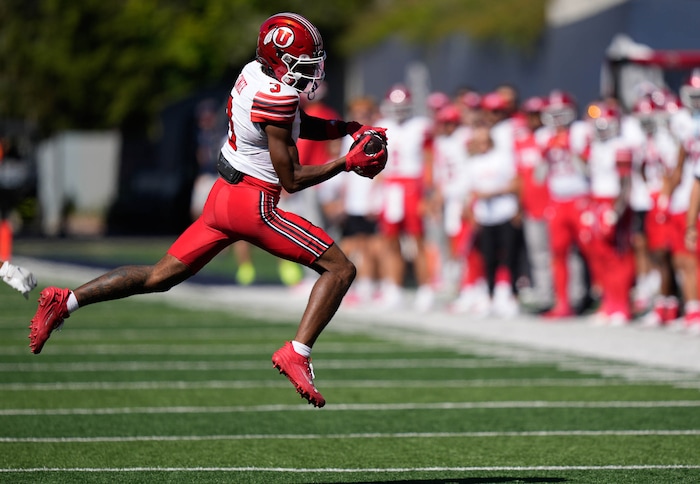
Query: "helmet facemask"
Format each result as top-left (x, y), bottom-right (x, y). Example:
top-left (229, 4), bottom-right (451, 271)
top-left (593, 116), bottom-right (620, 141)
top-left (541, 106), bottom-right (575, 128)
top-left (680, 85), bottom-right (700, 112)
top-left (279, 51), bottom-right (326, 94)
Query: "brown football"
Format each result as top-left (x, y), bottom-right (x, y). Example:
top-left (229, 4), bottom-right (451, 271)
top-left (363, 133), bottom-right (386, 155)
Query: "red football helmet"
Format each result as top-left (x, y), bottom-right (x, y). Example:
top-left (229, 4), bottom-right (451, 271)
top-left (632, 95), bottom-right (659, 134)
top-left (520, 96), bottom-right (545, 113)
top-left (460, 91), bottom-right (482, 109)
top-left (256, 12), bottom-right (326, 93)
top-left (382, 84), bottom-right (413, 121)
top-left (480, 92), bottom-right (509, 111)
top-left (427, 91), bottom-right (451, 112)
top-left (589, 102), bottom-right (621, 141)
top-left (541, 90), bottom-right (577, 128)
top-left (680, 68), bottom-right (700, 111)
top-left (435, 104), bottom-right (462, 124)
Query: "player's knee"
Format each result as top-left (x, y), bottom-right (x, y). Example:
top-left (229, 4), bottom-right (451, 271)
top-left (337, 259), bottom-right (356, 288)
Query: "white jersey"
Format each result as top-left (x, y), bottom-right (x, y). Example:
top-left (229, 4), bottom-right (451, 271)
top-left (433, 126), bottom-right (471, 198)
top-left (338, 135), bottom-right (383, 217)
top-left (377, 115), bottom-right (432, 179)
top-left (538, 121), bottom-right (591, 201)
top-left (588, 136), bottom-right (631, 198)
top-left (220, 61), bottom-right (301, 185)
top-left (669, 108), bottom-right (700, 213)
top-left (490, 117), bottom-right (515, 154)
top-left (464, 148), bottom-right (519, 226)
top-left (629, 124), bottom-right (678, 211)
top-left (432, 126), bottom-right (472, 235)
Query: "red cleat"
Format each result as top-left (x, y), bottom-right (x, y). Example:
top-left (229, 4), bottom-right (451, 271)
top-left (542, 304), bottom-right (574, 320)
top-left (28, 287), bottom-right (71, 354)
top-left (272, 341), bottom-right (326, 408)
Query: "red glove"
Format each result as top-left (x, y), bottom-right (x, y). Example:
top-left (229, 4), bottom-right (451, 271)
top-left (345, 130), bottom-right (388, 178)
top-left (351, 125), bottom-right (388, 142)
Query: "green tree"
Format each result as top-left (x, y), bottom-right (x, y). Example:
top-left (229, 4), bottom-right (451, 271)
top-left (340, 0), bottom-right (547, 53)
top-left (0, 0), bottom-right (545, 136)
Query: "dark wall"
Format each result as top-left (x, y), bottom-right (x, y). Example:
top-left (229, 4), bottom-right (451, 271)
top-left (107, 84), bottom-right (229, 235)
top-left (357, 0), bottom-right (700, 109)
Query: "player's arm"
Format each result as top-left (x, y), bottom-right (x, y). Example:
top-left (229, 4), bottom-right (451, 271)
top-left (266, 122), bottom-right (346, 193)
top-left (267, 122), bottom-right (387, 192)
top-left (666, 144), bottom-right (687, 194)
top-left (298, 109), bottom-right (361, 141)
top-left (686, 178), bottom-right (700, 252)
top-left (614, 148), bottom-right (633, 218)
top-left (656, 143), bottom-right (685, 219)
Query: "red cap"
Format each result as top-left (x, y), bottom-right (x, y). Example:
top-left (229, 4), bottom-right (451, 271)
top-left (521, 96), bottom-right (545, 113)
top-left (481, 92), bottom-right (508, 111)
top-left (436, 104), bottom-right (462, 124)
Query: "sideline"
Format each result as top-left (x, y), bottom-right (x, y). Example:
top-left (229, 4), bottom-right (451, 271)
top-left (14, 256), bottom-right (700, 374)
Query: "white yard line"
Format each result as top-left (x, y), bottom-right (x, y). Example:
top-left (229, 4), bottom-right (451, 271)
top-left (0, 342), bottom-right (418, 355)
top-left (2, 429), bottom-right (700, 443)
top-left (1, 465), bottom-right (700, 473)
top-left (2, 400), bottom-right (700, 416)
top-left (0, 358), bottom-right (529, 372)
top-left (0, 378), bottom-right (672, 391)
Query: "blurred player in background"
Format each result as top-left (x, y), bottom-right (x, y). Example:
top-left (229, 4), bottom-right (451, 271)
top-left (375, 84), bottom-right (435, 311)
top-left (513, 95), bottom-right (553, 313)
top-left (322, 96), bottom-right (385, 305)
top-left (538, 90), bottom-right (593, 319)
top-left (188, 98), bottom-right (258, 286)
top-left (668, 68), bottom-right (700, 331)
top-left (27, 12), bottom-right (388, 408)
top-left (582, 102), bottom-right (635, 324)
top-left (462, 123), bottom-right (521, 318)
top-left (629, 93), bottom-right (679, 327)
top-left (428, 103), bottom-right (476, 305)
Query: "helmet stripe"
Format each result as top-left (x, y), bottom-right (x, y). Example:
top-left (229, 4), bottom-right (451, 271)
top-left (281, 12), bottom-right (323, 49)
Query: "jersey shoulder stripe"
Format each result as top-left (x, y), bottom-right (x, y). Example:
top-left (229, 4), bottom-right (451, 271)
top-left (251, 92), bottom-right (299, 124)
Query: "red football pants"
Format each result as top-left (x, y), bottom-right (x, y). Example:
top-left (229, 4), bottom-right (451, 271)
top-left (546, 197), bottom-right (590, 310)
top-left (587, 198), bottom-right (635, 317)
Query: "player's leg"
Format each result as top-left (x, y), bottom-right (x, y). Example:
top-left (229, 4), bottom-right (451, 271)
top-left (641, 204), bottom-right (675, 326)
top-left (522, 215), bottom-right (553, 311)
top-left (294, 243), bottom-right (356, 347)
top-left (73, 254), bottom-right (192, 306)
top-left (28, 254), bottom-right (193, 355)
top-left (28, 214), bottom-right (229, 354)
top-left (669, 213), bottom-right (700, 329)
top-left (544, 202), bottom-right (574, 318)
top-left (257, 201), bottom-right (354, 407)
top-left (377, 231), bottom-right (405, 308)
top-left (270, 245), bottom-right (355, 407)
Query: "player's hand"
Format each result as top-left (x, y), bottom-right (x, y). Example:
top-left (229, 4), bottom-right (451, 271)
top-left (0, 261), bottom-right (38, 299)
top-left (344, 131), bottom-right (388, 178)
top-left (351, 125), bottom-right (387, 142)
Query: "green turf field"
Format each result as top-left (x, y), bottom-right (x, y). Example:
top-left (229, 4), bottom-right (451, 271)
top-left (2, 282), bottom-right (700, 483)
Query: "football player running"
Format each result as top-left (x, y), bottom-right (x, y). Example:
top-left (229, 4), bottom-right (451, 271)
top-left (26, 12), bottom-right (387, 408)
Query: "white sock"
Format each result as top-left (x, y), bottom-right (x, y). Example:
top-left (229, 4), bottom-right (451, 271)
top-left (291, 340), bottom-right (312, 358)
top-left (66, 292), bottom-right (80, 314)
